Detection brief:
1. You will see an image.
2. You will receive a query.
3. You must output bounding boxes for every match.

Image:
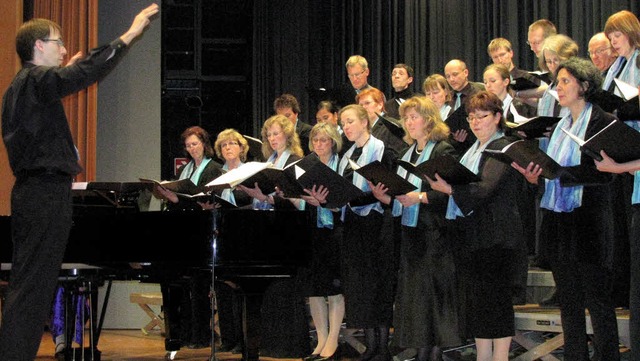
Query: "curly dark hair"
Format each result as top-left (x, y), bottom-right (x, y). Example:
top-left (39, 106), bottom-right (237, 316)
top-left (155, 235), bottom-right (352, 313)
top-left (555, 57), bottom-right (603, 102)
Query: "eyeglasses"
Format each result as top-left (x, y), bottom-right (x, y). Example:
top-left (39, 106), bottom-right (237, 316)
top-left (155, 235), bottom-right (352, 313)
top-left (185, 141), bottom-right (202, 149)
top-left (42, 38), bottom-right (65, 47)
top-left (348, 71), bottom-right (365, 80)
top-left (312, 137), bottom-right (331, 144)
top-left (545, 58), bottom-right (561, 66)
top-left (588, 47), bottom-right (611, 57)
top-left (220, 141), bottom-right (239, 148)
top-left (467, 113), bottom-right (492, 123)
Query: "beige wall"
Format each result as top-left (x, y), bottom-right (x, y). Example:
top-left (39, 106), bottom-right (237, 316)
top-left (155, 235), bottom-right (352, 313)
top-left (0, 1), bottom-right (21, 216)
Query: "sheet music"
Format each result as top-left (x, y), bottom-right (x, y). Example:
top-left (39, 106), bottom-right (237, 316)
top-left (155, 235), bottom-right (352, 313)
top-left (72, 182), bottom-right (89, 190)
top-left (614, 78), bottom-right (639, 101)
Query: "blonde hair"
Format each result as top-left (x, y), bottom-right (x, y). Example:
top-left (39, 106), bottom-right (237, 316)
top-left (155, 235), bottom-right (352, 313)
top-left (214, 128), bottom-right (249, 162)
top-left (260, 114), bottom-right (303, 159)
top-left (339, 104), bottom-right (370, 131)
top-left (346, 55), bottom-right (369, 70)
top-left (487, 37), bottom-right (513, 54)
top-left (399, 96), bottom-right (450, 144)
top-left (538, 34), bottom-right (579, 73)
top-left (308, 122), bottom-right (343, 154)
top-left (423, 74), bottom-right (453, 103)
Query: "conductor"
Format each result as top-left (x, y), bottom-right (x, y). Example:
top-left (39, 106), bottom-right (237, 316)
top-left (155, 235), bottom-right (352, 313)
top-left (0, 4), bottom-right (159, 360)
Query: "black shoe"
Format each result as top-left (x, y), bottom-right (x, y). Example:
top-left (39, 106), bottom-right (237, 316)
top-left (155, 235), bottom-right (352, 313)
top-left (317, 351), bottom-right (339, 361)
top-left (303, 354), bottom-right (321, 361)
top-left (218, 343), bottom-right (237, 352)
top-left (230, 344), bottom-right (243, 354)
top-left (55, 351), bottom-right (66, 361)
top-left (186, 342), bottom-right (210, 349)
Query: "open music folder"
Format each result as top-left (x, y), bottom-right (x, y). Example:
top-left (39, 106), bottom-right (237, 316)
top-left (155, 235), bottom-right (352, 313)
top-left (294, 160), bottom-right (364, 208)
top-left (561, 119), bottom-right (640, 163)
top-left (349, 159), bottom-right (417, 196)
top-left (396, 154), bottom-right (481, 185)
top-left (375, 112), bottom-right (406, 139)
top-left (482, 139), bottom-right (563, 179)
top-left (205, 161), bottom-right (276, 193)
top-left (507, 115), bottom-right (561, 139)
top-left (243, 134), bottom-right (265, 162)
top-left (140, 178), bottom-right (200, 194)
top-left (591, 80), bottom-right (639, 121)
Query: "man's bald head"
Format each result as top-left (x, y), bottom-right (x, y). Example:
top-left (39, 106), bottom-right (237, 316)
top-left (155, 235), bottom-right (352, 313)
top-left (588, 32), bottom-right (618, 72)
top-left (444, 59), bottom-right (469, 92)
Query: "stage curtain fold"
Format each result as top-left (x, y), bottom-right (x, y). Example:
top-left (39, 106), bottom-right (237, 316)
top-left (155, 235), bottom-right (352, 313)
top-left (33, 0), bottom-right (98, 181)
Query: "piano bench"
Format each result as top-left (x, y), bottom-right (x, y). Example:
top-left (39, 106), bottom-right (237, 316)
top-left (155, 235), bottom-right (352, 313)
top-left (129, 292), bottom-right (165, 335)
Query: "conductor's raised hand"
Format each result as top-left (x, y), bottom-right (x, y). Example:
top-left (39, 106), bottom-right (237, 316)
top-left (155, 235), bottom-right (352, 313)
top-left (65, 52), bottom-right (83, 67)
top-left (120, 3), bottom-right (160, 45)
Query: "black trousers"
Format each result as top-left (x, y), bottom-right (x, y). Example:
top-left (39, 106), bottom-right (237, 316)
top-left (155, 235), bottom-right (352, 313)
top-left (0, 174), bottom-right (73, 361)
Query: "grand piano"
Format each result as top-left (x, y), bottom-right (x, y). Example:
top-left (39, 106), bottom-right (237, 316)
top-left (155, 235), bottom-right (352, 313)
top-left (0, 182), bottom-right (312, 361)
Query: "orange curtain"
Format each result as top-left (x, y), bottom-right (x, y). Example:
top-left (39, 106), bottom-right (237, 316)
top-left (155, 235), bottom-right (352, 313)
top-left (33, 0), bottom-right (98, 181)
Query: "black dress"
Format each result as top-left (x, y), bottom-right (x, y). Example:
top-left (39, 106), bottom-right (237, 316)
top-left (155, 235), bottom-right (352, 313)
top-left (340, 142), bottom-right (398, 328)
top-left (447, 136), bottom-right (527, 339)
top-left (393, 141), bottom-right (464, 348)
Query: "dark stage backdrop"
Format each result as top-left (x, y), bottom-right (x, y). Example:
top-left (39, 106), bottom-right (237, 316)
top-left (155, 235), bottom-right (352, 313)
top-left (252, 0), bottom-right (639, 128)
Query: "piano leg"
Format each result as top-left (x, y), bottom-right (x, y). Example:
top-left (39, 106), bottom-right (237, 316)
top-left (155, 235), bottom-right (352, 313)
top-left (241, 291), bottom-right (263, 361)
top-left (161, 281), bottom-right (184, 351)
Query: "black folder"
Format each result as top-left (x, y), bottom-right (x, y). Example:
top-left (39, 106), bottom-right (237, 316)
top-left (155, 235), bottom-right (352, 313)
top-left (352, 160), bottom-right (417, 196)
top-left (375, 112), bottom-right (406, 139)
top-left (561, 119), bottom-right (640, 163)
top-left (483, 139), bottom-right (563, 179)
top-left (590, 90), bottom-right (634, 114)
top-left (295, 160), bottom-right (365, 208)
top-left (444, 106), bottom-right (469, 134)
top-left (396, 154), bottom-right (481, 185)
top-left (139, 178), bottom-right (204, 196)
top-left (243, 134), bottom-right (265, 162)
top-left (508, 116), bottom-right (561, 139)
top-left (242, 165), bottom-right (303, 197)
top-left (213, 194), bottom-right (238, 208)
top-left (510, 76), bottom-right (541, 91)
top-left (206, 161), bottom-right (279, 193)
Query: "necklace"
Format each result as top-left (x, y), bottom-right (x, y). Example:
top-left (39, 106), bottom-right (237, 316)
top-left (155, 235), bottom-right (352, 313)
top-left (415, 146), bottom-right (422, 155)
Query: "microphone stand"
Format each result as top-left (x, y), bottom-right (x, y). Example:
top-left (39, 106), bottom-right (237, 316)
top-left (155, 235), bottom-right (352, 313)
top-left (209, 207), bottom-right (219, 361)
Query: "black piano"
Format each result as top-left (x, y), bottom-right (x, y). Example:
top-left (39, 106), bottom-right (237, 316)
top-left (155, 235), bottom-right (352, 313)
top-left (0, 182), bottom-right (312, 361)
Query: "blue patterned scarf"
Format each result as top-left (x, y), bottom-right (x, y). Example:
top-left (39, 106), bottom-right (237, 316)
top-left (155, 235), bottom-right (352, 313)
top-left (338, 135), bottom-right (385, 219)
top-left (252, 150), bottom-right (294, 210)
top-left (446, 131), bottom-right (504, 219)
top-left (439, 104), bottom-right (452, 120)
top-left (392, 141), bottom-right (435, 227)
top-left (536, 85), bottom-right (569, 152)
top-left (221, 162), bottom-right (243, 206)
top-left (541, 104), bottom-right (592, 212)
top-left (317, 154), bottom-right (339, 228)
top-left (605, 49), bottom-right (640, 204)
top-left (179, 157), bottom-right (212, 185)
